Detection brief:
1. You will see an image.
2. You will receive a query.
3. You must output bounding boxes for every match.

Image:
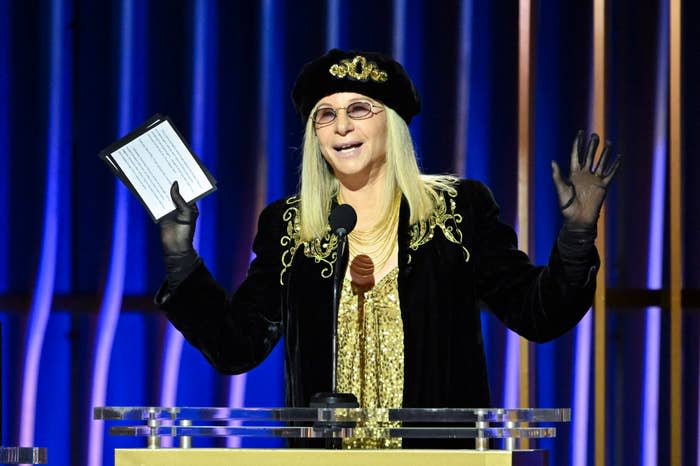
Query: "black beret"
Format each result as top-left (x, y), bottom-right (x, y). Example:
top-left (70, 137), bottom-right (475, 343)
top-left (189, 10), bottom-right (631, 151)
top-left (291, 49), bottom-right (421, 124)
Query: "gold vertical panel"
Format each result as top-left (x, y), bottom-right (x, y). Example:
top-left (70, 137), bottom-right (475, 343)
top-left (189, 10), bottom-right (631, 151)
top-left (592, 1), bottom-right (607, 466)
top-left (517, 0), bottom-right (535, 433)
top-left (115, 448), bottom-right (546, 466)
top-left (669, 0), bottom-right (683, 464)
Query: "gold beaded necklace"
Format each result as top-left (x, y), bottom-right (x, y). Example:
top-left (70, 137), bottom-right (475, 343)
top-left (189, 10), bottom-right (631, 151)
top-left (339, 192), bottom-right (401, 274)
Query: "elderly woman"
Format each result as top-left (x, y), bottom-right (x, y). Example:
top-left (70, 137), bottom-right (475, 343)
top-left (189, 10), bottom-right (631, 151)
top-left (156, 49), bottom-right (619, 448)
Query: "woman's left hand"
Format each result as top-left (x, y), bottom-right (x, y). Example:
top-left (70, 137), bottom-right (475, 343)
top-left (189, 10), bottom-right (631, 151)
top-left (551, 131), bottom-right (621, 228)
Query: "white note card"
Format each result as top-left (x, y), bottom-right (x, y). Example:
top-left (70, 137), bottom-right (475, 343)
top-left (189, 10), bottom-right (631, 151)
top-left (99, 115), bottom-right (216, 222)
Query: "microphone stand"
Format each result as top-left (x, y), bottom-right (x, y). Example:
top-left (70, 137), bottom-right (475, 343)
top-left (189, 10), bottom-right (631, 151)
top-left (330, 227), bottom-right (347, 393)
top-left (309, 226), bottom-right (359, 448)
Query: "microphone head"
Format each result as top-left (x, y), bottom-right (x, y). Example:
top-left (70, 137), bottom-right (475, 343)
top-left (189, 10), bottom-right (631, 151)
top-left (329, 204), bottom-right (357, 235)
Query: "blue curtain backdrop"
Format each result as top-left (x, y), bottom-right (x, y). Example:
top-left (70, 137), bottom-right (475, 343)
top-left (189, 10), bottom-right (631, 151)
top-left (0, 1), bottom-right (698, 466)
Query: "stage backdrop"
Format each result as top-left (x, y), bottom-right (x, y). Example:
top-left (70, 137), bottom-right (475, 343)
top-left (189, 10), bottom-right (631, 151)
top-left (0, 1), bottom-right (698, 466)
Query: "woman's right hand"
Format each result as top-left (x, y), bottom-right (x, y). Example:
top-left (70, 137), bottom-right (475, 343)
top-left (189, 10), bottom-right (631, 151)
top-left (159, 181), bottom-right (198, 257)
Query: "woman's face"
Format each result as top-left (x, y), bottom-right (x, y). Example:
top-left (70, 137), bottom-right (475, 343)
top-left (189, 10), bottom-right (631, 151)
top-left (314, 92), bottom-right (387, 184)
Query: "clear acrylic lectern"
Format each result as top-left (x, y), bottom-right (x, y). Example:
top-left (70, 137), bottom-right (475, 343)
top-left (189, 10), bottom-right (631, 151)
top-left (95, 406), bottom-right (570, 466)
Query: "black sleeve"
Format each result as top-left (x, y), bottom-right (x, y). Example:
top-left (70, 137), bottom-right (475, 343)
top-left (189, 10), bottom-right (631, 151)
top-left (154, 200), bottom-right (286, 374)
top-left (468, 181), bottom-right (600, 342)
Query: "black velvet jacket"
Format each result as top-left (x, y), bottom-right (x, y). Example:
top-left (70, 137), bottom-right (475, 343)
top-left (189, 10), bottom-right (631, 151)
top-left (158, 179), bottom-right (599, 411)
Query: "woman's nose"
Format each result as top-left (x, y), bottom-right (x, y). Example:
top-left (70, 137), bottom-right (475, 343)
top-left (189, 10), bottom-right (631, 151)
top-left (334, 109), bottom-right (354, 134)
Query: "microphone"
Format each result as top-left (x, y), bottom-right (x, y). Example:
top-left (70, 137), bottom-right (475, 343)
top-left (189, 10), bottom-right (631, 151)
top-left (310, 204), bottom-right (359, 448)
top-left (329, 203), bottom-right (357, 237)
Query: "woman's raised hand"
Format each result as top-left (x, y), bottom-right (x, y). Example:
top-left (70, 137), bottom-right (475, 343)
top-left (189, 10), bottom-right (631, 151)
top-left (159, 181), bottom-right (198, 257)
top-left (551, 131), bottom-right (621, 228)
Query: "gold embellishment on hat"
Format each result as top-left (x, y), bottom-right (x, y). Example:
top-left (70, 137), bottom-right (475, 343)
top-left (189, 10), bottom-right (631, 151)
top-left (329, 55), bottom-right (388, 83)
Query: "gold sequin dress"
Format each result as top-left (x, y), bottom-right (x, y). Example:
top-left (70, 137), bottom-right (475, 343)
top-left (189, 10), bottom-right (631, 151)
top-left (336, 267), bottom-right (404, 449)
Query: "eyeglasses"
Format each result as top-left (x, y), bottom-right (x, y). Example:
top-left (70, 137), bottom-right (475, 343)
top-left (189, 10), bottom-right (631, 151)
top-left (311, 101), bottom-right (384, 126)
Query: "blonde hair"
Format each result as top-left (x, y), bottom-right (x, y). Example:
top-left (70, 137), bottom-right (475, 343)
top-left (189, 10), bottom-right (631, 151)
top-left (298, 105), bottom-right (457, 242)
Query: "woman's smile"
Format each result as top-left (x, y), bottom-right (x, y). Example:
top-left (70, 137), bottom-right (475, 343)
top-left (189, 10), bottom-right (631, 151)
top-left (332, 141), bottom-right (364, 158)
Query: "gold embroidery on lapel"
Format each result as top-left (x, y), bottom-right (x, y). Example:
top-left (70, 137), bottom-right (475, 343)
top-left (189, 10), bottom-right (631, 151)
top-left (280, 196), bottom-right (338, 285)
top-left (407, 186), bottom-right (470, 262)
top-left (280, 197), bottom-right (301, 285)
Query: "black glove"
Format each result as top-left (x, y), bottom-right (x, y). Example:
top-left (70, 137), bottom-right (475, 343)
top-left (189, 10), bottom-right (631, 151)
top-left (159, 181), bottom-right (200, 290)
top-left (551, 131), bottom-right (622, 229)
top-left (557, 223), bottom-right (598, 287)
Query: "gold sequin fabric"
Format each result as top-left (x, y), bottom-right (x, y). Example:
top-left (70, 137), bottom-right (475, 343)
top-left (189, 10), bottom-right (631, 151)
top-left (336, 267), bottom-right (404, 449)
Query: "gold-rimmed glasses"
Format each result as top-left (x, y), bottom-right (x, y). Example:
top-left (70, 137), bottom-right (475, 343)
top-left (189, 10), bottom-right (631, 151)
top-left (312, 101), bottom-right (384, 126)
